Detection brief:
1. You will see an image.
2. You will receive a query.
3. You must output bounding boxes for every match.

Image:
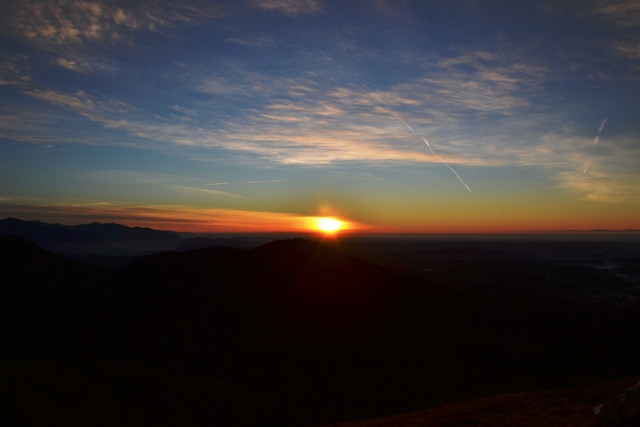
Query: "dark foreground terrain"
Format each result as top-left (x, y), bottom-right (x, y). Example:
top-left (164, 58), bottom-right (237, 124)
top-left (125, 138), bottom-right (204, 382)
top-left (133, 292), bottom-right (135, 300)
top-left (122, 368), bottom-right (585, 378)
top-left (1, 229), bottom-right (640, 426)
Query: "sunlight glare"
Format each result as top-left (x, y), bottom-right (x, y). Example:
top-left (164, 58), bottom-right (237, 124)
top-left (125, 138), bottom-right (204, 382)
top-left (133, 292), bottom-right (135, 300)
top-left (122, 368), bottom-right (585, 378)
top-left (318, 217), bottom-right (342, 233)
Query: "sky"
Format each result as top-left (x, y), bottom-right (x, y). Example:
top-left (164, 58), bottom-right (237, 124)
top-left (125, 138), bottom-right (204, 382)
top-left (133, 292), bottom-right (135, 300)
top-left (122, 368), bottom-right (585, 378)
top-left (1, 0), bottom-right (639, 233)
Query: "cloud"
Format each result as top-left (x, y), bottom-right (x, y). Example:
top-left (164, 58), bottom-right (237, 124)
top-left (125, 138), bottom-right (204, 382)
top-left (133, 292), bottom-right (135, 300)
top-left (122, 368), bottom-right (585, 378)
top-left (556, 169), bottom-right (640, 203)
top-left (54, 56), bottom-right (94, 72)
top-left (172, 104), bottom-right (198, 115)
top-left (252, 0), bottom-right (321, 15)
top-left (76, 170), bottom-right (244, 199)
top-left (540, 131), bottom-right (640, 203)
top-left (13, 46), bottom-right (548, 167)
top-left (5, 0), bottom-right (219, 49)
top-left (0, 54), bottom-right (31, 85)
top-left (17, 84), bottom-right (462, 164)
top-left (170, 185), bottom-right (245, 199)
top-left (11, 46), bottom-right (638, 203)
top-left (612, 39), bottom-right (640, 59)
top-left (23, 88), bottom-right (139, 125)
top-left (0, 200), bottom-right (367, 232)
top-left (226, 34), bottom-right (276, 47)
top-left (591, 0), bottom-right (640, 27)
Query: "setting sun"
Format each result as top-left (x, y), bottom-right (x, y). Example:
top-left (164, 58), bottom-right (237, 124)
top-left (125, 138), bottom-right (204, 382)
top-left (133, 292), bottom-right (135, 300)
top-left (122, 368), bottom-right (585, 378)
top-left (317, 217), bottom-right (342, 233)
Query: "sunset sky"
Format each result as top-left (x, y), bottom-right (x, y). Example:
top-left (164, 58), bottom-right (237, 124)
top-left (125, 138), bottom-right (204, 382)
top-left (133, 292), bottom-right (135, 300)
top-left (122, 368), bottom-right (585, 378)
top-left (1, 0), bottom-right (639, 233)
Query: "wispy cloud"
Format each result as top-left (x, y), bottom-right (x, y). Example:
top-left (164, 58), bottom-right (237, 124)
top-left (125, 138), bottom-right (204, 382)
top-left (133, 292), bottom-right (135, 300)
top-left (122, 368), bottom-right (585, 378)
top-left (9, 46), bottom-right (549, 168)
top-left (0, 54), bottom-right (31, 85)
top-left (170, 185), bottom-right (245, 199)
top-left (556, 169), bottom-right (640, 203)
top-left (0, 200), bottom-right (367, 232)
top-left (544, 131), bottom-right (640, 203)
top-left (226, 34), bottom-right (276, 47)
top-left (591, 0), bottom-right (640, 27)
top-left (54, 57), bottom-right (93, 72)
top-left (1, 1), bottom-right (220, 76)
top-left (252, 0), bottom-right (321, 15)
top-left (613, 39), bottom-right (640, 59)
top-left (172, 104), bottom-right (198, 115)
top-left (76, 170), bottom-right (245, 199)
top-left (9, 44), bottom-right (640, 204)
top-left (6, 0), bottom-right (219, 48)
top-left (23, 88), bottom-right (140, 129)
top-left (18, 83), bottom-right (478, 164)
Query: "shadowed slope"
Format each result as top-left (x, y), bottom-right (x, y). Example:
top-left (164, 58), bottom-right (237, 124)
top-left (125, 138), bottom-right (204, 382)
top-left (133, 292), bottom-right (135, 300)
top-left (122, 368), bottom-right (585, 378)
top-left (0, 218), bottom-right (183, 254)
top-left (324, 377), bottom-right (640, 427)
top-left (108, 239), bottom-right (403, 362)
top-left (1, 235), bottom-right (639, 426)
top-left (0, 235), bottom-right (108, 356)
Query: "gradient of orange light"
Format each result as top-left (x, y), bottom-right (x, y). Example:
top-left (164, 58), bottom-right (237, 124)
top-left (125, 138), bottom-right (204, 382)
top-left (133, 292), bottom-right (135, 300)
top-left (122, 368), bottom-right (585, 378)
top-left (2, 202), bottom-right (369, 233)
top-left (344, 194), bottom-right (640, 234)
top-left (3, 195), bottom-right (639, 233)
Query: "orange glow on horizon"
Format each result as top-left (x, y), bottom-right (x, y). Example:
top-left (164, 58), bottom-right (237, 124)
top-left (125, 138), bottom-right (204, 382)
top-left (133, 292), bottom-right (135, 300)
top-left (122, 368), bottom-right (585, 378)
top-left (3, 200), bottom-right (639, 234)
top-left (317, 217), bottom-right (342, 233)
top-left (8, 202), bottom-right (371, 233)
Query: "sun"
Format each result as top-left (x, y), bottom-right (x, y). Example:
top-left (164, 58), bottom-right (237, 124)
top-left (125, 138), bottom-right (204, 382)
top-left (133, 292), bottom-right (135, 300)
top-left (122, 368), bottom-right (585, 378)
top-left (317, 217), bottom-right (342, 233)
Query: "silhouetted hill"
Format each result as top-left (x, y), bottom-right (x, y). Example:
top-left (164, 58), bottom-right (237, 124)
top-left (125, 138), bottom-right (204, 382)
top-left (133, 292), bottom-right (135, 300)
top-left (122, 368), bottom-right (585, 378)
top-left (172, 236), bottom-right (253, 251)
top-left (0, 217), bottom-right (182, 254)
top-left (0, 235), bottom-right (109, 356)
top-left (324, 376), bottom-right (640, 427)
top-left (108, 239), bottom-right (404, 364)
top-left (172, 236), bottom-right (219, 251)
top-left (1, 235), bottom-right (639, 426)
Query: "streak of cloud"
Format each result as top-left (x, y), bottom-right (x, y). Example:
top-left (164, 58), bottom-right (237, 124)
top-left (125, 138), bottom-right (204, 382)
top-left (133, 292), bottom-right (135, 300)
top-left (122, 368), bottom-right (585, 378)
top-left (0, 200), bottom-right (368, 233)
top-left (594, 118), bottom-right (607, 146)
top-left (170, 185), bottom-right (245, 199)
top-left (252, 0), bottom-right (321, 15)
top-left (316, 50), bottom-right (472, 192)
top-left (583, 118), bottom-right (607, 174)
top-left (6, 0), bottom-right (220, 48)
top-left (0, 54), bottom-right (31, 85)
top-left (226, 34), bottom-right (276, 47)
top-left (422, 138), bottom-right (472, 192)
top-left (590, 0), bottom-right (640, 27)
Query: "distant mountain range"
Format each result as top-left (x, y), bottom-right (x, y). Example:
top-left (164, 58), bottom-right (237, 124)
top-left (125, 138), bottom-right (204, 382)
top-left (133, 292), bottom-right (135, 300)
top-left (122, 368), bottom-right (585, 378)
top-left (2, 232), bottom-right (640, 426)
top-left (0, 217), bottom-right (263, 255)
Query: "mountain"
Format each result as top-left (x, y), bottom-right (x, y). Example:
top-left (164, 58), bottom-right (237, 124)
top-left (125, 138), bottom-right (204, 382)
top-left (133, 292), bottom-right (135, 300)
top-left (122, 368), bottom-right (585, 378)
top-left (323, 376), bottom-right (640, 427)
top-left (0, 235), bottom-right (109, 356)
top-left (172, 236), bottom-right (256, 251)
top-left (0, 217), bottom-right (183, 254)
top-left (1, 234), bottom-right (639, 426)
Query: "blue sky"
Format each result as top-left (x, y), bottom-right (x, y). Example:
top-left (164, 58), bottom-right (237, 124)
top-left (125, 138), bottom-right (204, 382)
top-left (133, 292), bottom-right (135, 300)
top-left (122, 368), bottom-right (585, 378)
top-left (1, 0), bottom-right (639, 232)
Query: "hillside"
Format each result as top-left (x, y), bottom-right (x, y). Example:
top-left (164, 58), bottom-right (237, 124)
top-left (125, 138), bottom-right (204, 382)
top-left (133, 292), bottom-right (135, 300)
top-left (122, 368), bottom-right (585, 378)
top-left (0, 217), bottom-right (183, 254)
top-left (325, 377), bottom-right (640, 427)
top-left (1, 235), bottom-right (639, 426)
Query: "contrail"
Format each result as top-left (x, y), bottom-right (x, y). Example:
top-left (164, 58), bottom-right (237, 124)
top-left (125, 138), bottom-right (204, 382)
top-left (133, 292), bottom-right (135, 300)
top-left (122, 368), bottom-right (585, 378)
top-left (316, 50), bottom-right (471, 192)
top-left (583, 118), bottom-right (607, 174)
top-left (373, 93), bottom-right (418, 134)
top-left (594, 118), bottom-right (607, 146)
top-left (423, 138), bottom-right (472, 192)
top-left (316, 49), bottom-right (343, 69)
top-left (355, 77), bottom-right (368, 90)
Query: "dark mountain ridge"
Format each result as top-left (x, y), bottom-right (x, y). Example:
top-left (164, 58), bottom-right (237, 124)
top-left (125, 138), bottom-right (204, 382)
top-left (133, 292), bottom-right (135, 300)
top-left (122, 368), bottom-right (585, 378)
top-left (1, 234), bottom-right (639, 426)
top-left (0, 217), bottom-right (183, 254)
